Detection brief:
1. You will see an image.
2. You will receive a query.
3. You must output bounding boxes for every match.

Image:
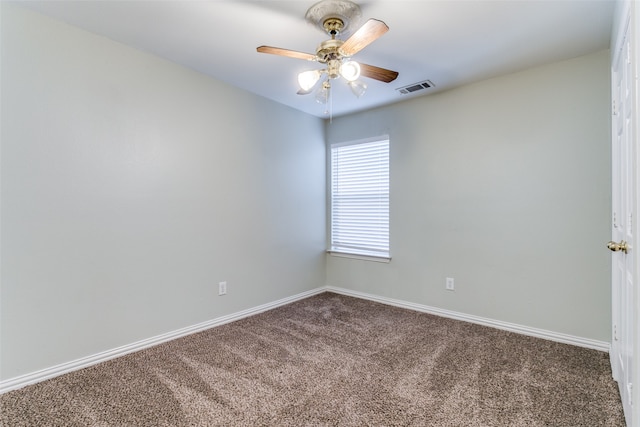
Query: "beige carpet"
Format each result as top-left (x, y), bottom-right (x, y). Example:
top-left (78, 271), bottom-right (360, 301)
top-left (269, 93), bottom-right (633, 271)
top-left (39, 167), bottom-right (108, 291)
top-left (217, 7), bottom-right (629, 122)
top-left (0, 292), bottom-right (626, 426)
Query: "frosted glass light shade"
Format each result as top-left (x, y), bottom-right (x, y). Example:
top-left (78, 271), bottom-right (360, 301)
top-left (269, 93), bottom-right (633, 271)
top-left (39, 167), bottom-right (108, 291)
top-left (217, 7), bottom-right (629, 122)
top-left (348, 80), bottom-right (367, 98)
top-left (316, 81), bottom-right (330, 104)
top-left (298, 70), bottom-right (321, 91)
top-left (316, 86), bottom-right (329, 104)
top-left (339, 61), bottom-right (361, 82)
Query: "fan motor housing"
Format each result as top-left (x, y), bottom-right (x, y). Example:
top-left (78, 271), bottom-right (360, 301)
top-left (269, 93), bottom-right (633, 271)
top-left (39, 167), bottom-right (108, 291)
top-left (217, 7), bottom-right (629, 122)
top-left (316, 39), bottom-right (344, 63)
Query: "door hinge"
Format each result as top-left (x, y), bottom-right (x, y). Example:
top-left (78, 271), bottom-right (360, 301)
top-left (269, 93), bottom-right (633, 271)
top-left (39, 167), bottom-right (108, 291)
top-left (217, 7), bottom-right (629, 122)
top-left (613, 99), bottom-right (618, 116)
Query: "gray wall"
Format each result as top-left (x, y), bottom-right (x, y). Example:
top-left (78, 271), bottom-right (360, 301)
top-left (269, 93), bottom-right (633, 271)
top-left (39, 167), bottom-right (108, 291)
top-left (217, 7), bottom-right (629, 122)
top-left (326, 50), bottom-right (612, 342)
top-left (1, 5), bottom-right (326, 380)
top-left (1, 3), bottom-right (612, 383)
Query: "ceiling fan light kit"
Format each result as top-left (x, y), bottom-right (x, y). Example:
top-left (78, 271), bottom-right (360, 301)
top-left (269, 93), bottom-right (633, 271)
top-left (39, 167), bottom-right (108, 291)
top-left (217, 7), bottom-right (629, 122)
top-left (256, 0), bottom-right (398, 115)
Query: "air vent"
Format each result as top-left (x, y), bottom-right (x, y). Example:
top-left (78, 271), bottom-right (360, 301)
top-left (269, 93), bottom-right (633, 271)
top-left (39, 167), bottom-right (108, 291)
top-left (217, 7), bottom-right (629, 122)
top-left (396, 80), bottom-right (435, 95)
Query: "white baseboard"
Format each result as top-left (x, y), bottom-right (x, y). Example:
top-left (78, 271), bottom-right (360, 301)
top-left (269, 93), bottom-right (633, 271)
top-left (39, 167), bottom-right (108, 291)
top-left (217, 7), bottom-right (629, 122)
top-left (0, 287), bottom-right (325, 394)
top-left (325, 286), bottom-right (611, 353)
top-left (1, 285), bottom-right (610, 394)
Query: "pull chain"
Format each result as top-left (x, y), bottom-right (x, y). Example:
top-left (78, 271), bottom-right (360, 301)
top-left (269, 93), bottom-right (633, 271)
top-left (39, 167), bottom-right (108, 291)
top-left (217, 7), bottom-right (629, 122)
top-left (329, 81), bottom-right (333, 123)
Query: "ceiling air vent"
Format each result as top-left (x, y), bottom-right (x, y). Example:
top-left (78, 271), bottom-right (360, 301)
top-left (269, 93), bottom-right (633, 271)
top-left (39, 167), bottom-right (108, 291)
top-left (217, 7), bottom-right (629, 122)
top-left (396, 80), bottom-right (434, 95)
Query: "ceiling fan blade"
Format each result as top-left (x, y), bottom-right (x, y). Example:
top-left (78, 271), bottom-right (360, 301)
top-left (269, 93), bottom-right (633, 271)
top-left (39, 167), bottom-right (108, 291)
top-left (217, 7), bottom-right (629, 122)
top-left (339, 19), bottom-right (389, 57)
top-left (359, 63), bottom-right (398, 83)
top-left (257, 46), bottom-right (316, 61)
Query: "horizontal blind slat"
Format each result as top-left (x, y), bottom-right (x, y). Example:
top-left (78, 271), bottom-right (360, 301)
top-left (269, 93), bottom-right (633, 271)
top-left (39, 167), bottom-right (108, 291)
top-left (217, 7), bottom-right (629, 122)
top-left (331, 138), bottom-right (389, 257)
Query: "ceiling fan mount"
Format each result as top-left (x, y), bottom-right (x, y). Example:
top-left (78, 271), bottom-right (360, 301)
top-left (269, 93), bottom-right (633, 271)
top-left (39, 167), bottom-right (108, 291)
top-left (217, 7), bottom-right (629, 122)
top-left (305, 0), bottom-right (362, 37)
top-left (322, 17), bottom-right (345, 37)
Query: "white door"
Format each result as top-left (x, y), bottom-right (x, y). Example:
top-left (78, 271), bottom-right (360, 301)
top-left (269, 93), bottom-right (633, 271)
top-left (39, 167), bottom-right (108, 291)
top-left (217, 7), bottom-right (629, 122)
top-left (610, 10), bottom-right (636, 426)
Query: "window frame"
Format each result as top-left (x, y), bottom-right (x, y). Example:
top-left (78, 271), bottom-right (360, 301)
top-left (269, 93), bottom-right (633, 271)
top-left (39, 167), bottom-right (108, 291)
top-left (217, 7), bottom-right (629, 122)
top-left (328, 135), bottom-right (391, 262)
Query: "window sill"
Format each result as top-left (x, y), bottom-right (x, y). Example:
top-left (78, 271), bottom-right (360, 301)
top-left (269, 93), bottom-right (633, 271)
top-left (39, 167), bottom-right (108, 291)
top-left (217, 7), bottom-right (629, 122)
top-left (327, 251), bottom-right (391, 263)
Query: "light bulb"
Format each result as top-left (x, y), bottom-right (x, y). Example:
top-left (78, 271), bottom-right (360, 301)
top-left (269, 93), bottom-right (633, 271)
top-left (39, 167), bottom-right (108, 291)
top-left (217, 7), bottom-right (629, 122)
top-left (348, 80), bottom-right (367, 98)
top-left (339, 61), bottom-right (361, 82)
top-left (298, 70), bottom-right (321, 92)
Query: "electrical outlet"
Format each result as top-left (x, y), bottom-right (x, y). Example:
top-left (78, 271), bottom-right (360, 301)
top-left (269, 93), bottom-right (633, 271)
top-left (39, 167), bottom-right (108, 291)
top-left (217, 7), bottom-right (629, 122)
top-left (445, 277), bottom-right (455, 291)
top-left (218, 281), bottom-right (227, 296)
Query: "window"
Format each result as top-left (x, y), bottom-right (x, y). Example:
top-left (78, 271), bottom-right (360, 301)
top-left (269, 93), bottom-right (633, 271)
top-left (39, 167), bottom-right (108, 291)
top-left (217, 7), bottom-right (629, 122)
top-left (330, 137), bottom-right (389, 259)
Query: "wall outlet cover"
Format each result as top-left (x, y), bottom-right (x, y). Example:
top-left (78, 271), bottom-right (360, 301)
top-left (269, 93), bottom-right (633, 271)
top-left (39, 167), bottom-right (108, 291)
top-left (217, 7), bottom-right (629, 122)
top-left (446, 277), bottom-right (455, 291)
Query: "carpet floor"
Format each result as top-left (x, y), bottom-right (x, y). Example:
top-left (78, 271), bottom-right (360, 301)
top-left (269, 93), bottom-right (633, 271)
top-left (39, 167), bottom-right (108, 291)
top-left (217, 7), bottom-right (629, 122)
top-left (0, 292), bottom-right (626, 426)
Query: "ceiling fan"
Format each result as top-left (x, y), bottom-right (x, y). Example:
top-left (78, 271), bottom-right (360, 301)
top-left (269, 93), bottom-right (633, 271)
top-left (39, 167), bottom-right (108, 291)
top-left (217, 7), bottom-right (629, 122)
top-left (256, 0), bottom-right (398, 105)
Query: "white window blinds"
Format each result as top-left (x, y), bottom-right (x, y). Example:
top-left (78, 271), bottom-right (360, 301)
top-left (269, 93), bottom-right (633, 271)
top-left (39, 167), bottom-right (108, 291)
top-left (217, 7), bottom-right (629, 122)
top-left (330, 138), bottom-right (389, 258)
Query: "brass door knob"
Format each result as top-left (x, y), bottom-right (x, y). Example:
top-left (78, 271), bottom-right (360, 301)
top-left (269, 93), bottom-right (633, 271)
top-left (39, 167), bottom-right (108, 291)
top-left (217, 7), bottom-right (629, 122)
top-left (607, 240), bottom-right (629, 254)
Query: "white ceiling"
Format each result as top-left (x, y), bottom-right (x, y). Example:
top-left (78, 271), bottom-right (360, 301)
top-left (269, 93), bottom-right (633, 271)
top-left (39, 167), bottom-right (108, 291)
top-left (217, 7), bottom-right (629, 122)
top-left (15, 0), bottom-right (615, 118)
